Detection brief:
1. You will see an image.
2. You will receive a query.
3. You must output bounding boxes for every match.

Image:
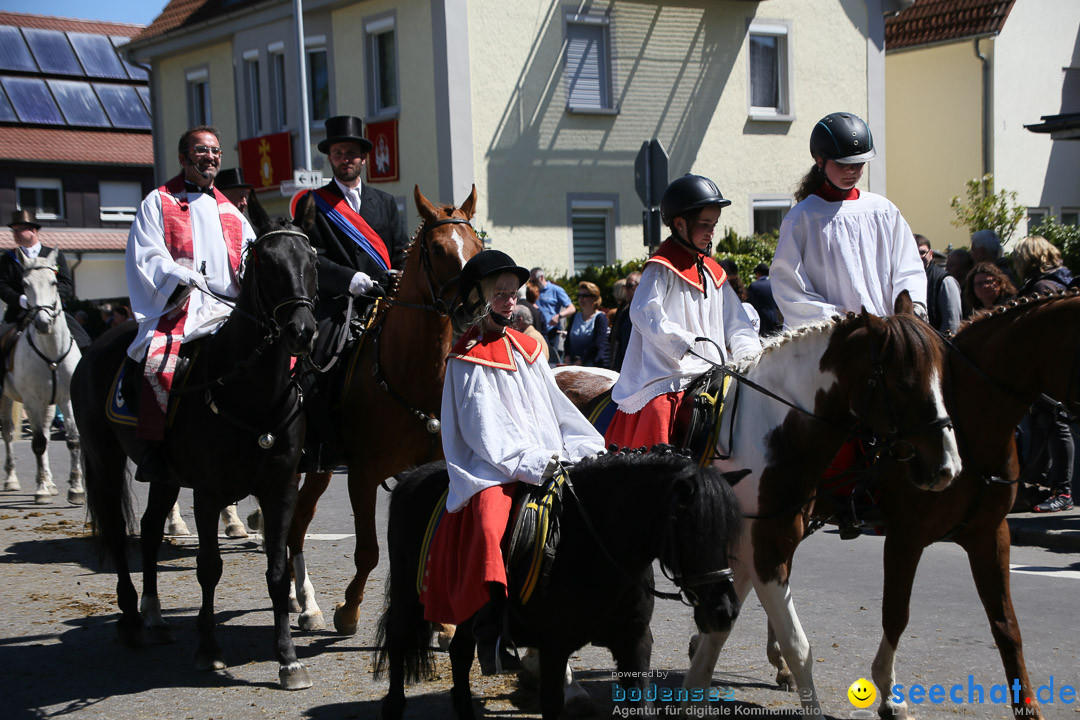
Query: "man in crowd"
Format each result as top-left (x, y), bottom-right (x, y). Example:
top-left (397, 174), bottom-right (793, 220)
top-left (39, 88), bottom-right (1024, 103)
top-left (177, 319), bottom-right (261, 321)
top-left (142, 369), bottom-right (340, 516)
top-left (216, 167), bottom-right (253, 217)
top-left (916, 234), bottom-right (962, 334)
top-left (746, 262), bottom-right (782, 336)
top-left (125, 125), bottom-right (256, 481)
top-left (529, 266), bottom-right (575, 362)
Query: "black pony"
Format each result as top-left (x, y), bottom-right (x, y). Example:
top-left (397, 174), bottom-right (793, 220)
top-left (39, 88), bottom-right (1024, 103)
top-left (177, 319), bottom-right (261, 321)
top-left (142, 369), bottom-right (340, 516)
top-left (375, 450), bottom-right (743, 720)
top-left (71, 210), bottom-right (318, 690)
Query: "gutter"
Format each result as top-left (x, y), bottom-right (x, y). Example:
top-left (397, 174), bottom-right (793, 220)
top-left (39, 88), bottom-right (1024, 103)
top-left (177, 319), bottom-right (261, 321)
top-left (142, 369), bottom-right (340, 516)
top-left (974, 38), bottom-right (991, 176)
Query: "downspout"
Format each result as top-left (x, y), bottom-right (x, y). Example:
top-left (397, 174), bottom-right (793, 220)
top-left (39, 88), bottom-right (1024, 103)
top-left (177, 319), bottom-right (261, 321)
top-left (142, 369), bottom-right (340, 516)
top-left (68, 251), bottom-right (82, 298)
top-left (974, 38), bottom-right (990, 176)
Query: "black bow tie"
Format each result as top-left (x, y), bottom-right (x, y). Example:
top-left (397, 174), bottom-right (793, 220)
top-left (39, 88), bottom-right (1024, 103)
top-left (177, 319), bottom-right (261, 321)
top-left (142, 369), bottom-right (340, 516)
top-left (185, 182), bottom-right (213, 195)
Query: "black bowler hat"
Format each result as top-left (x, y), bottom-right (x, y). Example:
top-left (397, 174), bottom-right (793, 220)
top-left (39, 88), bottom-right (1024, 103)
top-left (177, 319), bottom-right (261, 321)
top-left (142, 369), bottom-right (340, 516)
top-left (8, 209), bottom-right (40, 229)
top-left (216, 167), bottom-right (253, 190)
top-left (317, 115), bottom-right (374, 154)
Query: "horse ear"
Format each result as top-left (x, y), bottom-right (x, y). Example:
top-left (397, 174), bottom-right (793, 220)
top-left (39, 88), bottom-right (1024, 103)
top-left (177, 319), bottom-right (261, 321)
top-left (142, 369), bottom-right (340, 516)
top-left (893, 290), bottom-right (914, 316)
top-left (459, 184), bottom-right (477, 220)
top-left (246, 190), bottom-right (273, 236)
top-left (298, 193), bottom-right (317, 233)
top-left (414, 185), bottom-right (438, 222)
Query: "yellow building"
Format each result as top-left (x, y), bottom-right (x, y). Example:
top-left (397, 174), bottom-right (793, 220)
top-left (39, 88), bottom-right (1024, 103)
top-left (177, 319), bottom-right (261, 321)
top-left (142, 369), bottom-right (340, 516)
top-left (128, 0), bottom-right (907, 274)
top-left (886, 0), bottom-right (1080, 252)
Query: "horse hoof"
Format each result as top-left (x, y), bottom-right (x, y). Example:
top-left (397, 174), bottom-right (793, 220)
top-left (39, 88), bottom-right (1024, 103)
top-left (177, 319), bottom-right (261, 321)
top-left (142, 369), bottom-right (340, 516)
top-left (880, 701), bottom-right (911, 719)
top-left (48, 483), bottom-right (59, 496)
top-left (380, 693), bottom-right (407, 720)
top-left (67, 489), bottom-right (85, 506)
top-left (299, 610), bottom-right (325, 632)
top-left (564, 687), bottom-right (594, 717)
top-left (224, 521), bottom-right (248, 539)
top-left (332, 603), bottom-right (358, 635)
top-left (279, 661), bottom-right (313, 690)
top-left (247, 509), bottom-right (263, 533)
top-left (166, 520), bottom-right (191, 536)
top-left (34, 491), bottom-right (52, 505)
top-left (195, 653), bottom-right (226, 672)
top-left (3, 478), bottom-right (19, 491)
top-left (144, 624), bottom-right (174, 645)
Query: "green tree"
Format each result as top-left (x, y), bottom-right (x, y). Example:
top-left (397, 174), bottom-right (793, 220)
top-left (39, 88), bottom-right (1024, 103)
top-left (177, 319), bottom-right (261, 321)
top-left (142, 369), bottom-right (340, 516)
top-left (949, 174), bottom-right (1025, 245)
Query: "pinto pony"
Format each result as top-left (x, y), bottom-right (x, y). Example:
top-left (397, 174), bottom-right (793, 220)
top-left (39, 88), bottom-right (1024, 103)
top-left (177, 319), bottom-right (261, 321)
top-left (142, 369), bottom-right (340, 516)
top-left (285, 185), bottom-right (484, 634)
top-left (375, 452), bottom-right (743, 720)
top-left (72, 215), bottom-right (318, 690)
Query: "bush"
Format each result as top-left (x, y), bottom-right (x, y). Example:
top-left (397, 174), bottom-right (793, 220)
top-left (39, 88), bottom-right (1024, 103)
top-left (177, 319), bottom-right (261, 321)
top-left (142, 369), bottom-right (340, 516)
top-left (548, 228), bottom-right (779, 307)
top-left (949, 174), bottom-right (1026, 246)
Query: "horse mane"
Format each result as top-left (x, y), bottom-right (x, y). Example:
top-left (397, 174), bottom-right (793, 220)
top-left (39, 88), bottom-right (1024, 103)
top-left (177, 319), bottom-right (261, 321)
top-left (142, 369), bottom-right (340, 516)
top-left (956, 287), bottom-right (1080, 335)
top-left (731, 315), bottom-right (849, 374)
top-left (389, 203), bottom-right (466, 301)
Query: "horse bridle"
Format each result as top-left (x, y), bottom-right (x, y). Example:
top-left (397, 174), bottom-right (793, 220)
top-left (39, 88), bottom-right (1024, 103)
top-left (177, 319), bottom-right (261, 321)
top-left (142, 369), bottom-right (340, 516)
top-left (21, 268), bottom-right (74, 405)
top-left (241, 229), bottom-right (318, 342)
top-left (386, 216), bottom-right (474, 316)
top-left (559, 464), bottom-right (735, 608)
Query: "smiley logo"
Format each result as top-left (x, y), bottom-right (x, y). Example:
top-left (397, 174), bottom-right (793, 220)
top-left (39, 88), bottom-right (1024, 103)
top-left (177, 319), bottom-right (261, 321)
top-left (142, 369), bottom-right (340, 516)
top-left (847, 678), bottom-right (876, 709)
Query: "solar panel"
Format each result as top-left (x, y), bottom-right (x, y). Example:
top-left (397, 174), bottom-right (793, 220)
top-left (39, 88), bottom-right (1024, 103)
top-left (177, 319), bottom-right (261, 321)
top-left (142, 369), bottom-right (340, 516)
top-left (1, 76), bottom-right (63, 124)
top-left (49, 80), bottom-right (110, 127)
top-left (68, 33), bottom-right (126, 79)
top-left (24, 28), bottom-right (83, 76)
top-left (0, 86), bottom-right (16, 122)
top-left (136, 86), bottom-right (152, 116)
top-left (110, 36), bottom-right (148, 81)
top-left (95, 84), bottom-right (151, 129)
top-left (0, 27), bottom-right (38, 72)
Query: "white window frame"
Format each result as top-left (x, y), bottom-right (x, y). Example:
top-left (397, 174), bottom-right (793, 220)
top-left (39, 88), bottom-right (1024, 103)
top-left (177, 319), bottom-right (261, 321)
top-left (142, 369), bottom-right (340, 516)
top-left (365, 13), bottom-right (400, 118)
top-left (747, 19), bottom-right (794, 122)
top-left (16, 177), bottom-right (64, 220)
top-left (305, 36), bottom-right (329, 122)
top-left (568, 195), bottom-right (618, 271)
top-left (268, 42), bottom-right (288, 131)
top-left (750, 196), bottom-right (793, 235)
top-left (186, 67), bottom-right (211, 126)
top-left (243, 50), bottom-right (262, 135)
top-left (564, 12), bottom-right (616, 114)
top-left (98, 180), bottom-right (141, 223)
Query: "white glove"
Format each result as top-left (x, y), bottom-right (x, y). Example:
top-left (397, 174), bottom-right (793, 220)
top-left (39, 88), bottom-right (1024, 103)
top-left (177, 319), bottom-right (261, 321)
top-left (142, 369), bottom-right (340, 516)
top-left (177, 268), bottom-right (209, 294)
top-left (18, 295), bottom-right (27, 309)
top-left (349, 271), bottom-right (374, 297)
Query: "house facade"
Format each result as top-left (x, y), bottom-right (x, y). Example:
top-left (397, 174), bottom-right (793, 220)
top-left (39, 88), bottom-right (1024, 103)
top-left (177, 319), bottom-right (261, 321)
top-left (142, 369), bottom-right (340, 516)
top-left (0, 11), bottom-right (153, 301)
top-left (885, 0), bottom-right (1080, 251)
top-left (128, 0), bottom-right (902, 274)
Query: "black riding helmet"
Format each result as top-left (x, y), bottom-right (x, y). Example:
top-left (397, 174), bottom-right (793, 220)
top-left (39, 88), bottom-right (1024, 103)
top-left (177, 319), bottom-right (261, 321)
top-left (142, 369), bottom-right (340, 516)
top-left (810, 112), bottom-right (876, 164)
top-left (660, 174), bottom-right (732, 228)
top-left (457, 250), bottom-right (530, 325)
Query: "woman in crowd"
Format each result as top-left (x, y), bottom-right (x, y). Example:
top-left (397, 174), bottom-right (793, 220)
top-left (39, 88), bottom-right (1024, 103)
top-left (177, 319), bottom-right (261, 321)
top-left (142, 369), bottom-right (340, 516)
top-left (564, 280), bottom-right (610, 367)
top-left (1013, 235), bottom-right (1073, 296)
top-left (963, 261), bottom-right (1017, 313)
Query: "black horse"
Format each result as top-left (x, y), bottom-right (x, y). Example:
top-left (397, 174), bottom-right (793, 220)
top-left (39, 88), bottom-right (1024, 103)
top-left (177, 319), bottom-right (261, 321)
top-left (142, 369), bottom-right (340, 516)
top-left (375, 450), bottom-right (743, 720)
top-left (71, 213), bottom-right (318, 690)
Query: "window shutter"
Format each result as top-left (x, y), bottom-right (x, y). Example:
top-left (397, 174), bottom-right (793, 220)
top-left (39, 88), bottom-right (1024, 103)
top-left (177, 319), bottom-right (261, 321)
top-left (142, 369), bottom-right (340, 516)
top-left (566, 22), bottom-right (605, 109)
top-left (572, 214), bottom-right (607, 272)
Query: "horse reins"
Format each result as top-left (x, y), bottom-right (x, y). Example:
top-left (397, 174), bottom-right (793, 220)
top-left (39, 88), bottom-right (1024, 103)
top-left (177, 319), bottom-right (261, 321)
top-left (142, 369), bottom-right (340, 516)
top-left (24, 300), bottom-right (74, 405)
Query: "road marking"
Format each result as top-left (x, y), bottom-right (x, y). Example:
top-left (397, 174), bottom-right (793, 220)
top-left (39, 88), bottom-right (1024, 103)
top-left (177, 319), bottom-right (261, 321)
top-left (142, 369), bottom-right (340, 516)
top-left (1010, 564), bottom-right (1080, 580)
top-left (170, 533), bottom-right (355, 541)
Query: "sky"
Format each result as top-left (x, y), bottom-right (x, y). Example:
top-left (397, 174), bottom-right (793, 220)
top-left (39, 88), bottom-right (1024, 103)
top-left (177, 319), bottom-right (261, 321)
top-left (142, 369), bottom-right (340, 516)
top-left (2, 0), bottom-right (168, 26)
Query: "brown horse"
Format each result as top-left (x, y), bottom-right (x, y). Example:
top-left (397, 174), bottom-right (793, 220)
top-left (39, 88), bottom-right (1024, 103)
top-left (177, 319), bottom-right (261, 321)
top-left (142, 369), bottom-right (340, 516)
top-left (286, 185), bottom-right (484, 634)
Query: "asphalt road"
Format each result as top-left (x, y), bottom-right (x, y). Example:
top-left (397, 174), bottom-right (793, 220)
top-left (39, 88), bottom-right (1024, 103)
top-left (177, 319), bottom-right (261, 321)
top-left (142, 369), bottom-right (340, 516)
top-left (1, 437), bottom-right (1077, 720)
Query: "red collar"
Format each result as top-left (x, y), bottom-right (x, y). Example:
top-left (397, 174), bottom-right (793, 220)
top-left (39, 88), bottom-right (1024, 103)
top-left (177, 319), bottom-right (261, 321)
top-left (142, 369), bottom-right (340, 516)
top-left (449, 326), bottom-right (543, 371)
top-left (645, 238), bottom-right (726, 292)
top-left (814, 183), bottom-right (860, 202)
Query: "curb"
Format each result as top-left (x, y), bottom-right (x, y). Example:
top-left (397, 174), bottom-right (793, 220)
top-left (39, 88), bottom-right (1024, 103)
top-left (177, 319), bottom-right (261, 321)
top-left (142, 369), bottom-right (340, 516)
top-left (1006, 509), bottom-right (1080, 553)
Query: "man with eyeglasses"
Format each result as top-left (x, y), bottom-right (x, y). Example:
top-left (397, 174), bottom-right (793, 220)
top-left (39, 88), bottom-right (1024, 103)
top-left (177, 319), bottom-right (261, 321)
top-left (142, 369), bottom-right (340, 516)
top-left (124, 124), bottom-right (256, 483)
top-left (915, 234), bottom-right (961, 334)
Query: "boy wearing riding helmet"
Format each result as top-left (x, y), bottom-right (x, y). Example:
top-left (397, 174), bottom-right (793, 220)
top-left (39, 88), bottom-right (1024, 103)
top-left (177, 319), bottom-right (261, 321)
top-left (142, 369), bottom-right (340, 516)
top-left (771, 112), bottom-right (926, 328)
top-left (420, 250), bottom-right (605, 675)
top-left (606, 175), bottom-right (761, 450)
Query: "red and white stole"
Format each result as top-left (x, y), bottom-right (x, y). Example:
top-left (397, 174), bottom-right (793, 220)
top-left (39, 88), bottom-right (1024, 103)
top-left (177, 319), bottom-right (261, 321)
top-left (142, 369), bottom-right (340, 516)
top-left (138, 174), bottom-right (244, 440)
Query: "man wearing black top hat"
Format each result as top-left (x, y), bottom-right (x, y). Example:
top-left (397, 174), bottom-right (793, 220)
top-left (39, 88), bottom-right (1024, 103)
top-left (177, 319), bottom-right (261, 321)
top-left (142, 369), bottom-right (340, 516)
top-left (216, 167), bottom-right (254, 216)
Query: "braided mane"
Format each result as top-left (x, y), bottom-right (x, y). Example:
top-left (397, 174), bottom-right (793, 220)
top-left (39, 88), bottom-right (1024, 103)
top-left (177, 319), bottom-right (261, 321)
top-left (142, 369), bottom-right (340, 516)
top-left (956, 287), bottom-right (1080, 335)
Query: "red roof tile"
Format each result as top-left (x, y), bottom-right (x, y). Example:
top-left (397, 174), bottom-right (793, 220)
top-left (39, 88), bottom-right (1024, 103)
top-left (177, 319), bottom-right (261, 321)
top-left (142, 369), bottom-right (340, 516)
top-left (0, 11), bottom-right (143, 38)
top-left (0, 127), bottom-right (152, 166)
top-left (131, 0), bottom-right (208, 45)
top-left (0, 229), bottom-right (127, 252)
top-left (886, 0), bottom-right (1015, 51)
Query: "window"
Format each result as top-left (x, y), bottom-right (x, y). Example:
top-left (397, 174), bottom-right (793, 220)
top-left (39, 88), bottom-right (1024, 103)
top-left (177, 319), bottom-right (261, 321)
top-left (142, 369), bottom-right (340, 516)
top-left (569, 197), bottom-right (616, 272)
top-left (565, 14), bottom-right (613, 113)
top-left (1027, 207), bottom-right (1048, 232)
top-left (186, 68), bottom-right (210, 126)
top-left (747, 20), bottom-right (793, 121)
top-left (1061, 209), bottom-right (1079, 226)
top-left (269, 45), bottom-right (287, 130)
top-left (365, 16), bottom-right (399, 116)
top-left (99, 180), bottom-right (142, 222)
top-left (16, 178), bottom-right (63, 220)
top-left (751, 197), bottom-right (792, 236)
top-left (306, 42), bottom-right (329, 121)
top-left (243, 51), bottom-right (262, 135)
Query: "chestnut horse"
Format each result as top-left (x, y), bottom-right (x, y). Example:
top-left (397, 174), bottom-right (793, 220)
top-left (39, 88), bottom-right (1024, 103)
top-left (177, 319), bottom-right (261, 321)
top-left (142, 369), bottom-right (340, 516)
top-left (286, 185), bottom-right (484, 634)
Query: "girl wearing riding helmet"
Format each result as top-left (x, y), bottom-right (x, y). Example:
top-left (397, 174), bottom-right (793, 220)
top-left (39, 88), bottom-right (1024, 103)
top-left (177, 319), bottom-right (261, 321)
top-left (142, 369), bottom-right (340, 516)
top-left (771, 112), bottom-right (926, 329)
top-left (605, 174), bottom-right (761, 450)
top-left (419, 250), bottom-right (605, 675)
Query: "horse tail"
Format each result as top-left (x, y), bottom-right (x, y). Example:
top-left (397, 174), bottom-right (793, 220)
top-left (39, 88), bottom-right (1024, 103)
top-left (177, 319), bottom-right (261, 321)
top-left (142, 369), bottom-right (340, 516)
top-left (372, 461), bottom-right (447, 684)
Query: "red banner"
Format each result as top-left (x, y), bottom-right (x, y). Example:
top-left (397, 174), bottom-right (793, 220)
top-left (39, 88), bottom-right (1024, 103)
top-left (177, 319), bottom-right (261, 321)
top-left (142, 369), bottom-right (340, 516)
top-left (366, 119), bottom-right (399, 183)
top-left (238, 131), bottom-right (293, 192)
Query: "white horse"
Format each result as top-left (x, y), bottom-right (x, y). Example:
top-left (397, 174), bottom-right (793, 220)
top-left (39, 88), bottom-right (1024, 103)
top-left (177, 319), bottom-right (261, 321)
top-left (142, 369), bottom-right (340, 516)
top-left (0, 250), bottom-right (83, 505)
